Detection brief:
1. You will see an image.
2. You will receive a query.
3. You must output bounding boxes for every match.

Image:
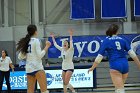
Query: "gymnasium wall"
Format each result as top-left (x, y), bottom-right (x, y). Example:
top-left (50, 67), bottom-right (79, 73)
top-left (0, 0), bottom-right (140, 64)
top-left (0, 0), bottom-right (139, 87)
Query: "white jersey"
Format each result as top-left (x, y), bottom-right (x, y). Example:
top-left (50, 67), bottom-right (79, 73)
top-left (0, 56), bottom-right (12, 71)
top-left (54, 41), bottom-right (74, 70)
top-left (18, 37), bottom-right (46, 73)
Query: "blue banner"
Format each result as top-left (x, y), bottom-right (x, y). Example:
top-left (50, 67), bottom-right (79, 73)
top-left (48, 34), bottom-right (140, 58)
top-left (70, 0), bottom-right (95, 19)
top-left (134, 0), bottom-right (140, 16)
top-left (101, 0), bottom-right (126, 18)
top-left (2, 71), bottom-right (27, 90)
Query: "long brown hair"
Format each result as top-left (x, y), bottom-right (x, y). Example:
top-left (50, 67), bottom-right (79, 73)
top-left (106, 24), bottom-right (119, 37)
top-left (16, 25), bottom-right (37, 54)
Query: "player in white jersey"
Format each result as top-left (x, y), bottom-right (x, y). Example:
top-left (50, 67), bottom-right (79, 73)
top-left (51, 29), bottom-right (77, 93)
top-left (17, 25), bottom-right (51, 93)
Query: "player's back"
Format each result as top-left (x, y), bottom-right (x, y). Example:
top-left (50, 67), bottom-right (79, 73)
top-left (106, 35), bottom-right (130, 62)
top-left (27, 38), bottom-right (42, 62)
top-left (26, 37), bottom-right (44, 73)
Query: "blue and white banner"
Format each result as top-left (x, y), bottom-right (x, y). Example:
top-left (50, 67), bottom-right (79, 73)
top-left (101, 0), bottom-right (126, 18)
top-left (48, 34), bottom-right (140, 58)
top-left (70, 0), bottom-right (95, 19)
top-left (2, 71), bottom-right (27, 90)
top-left (134, 0), bottom-right (140, 16)
top-left (37, 69), bottom-right (93, 89)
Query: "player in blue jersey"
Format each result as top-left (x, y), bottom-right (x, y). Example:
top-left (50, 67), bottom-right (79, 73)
top-left (88, 24), bottom-right (140, 93)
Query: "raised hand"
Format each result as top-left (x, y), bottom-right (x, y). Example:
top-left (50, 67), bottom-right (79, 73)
top-left (50, 32), bottom-right (55, 37)
top-left (44, 41), bottom-right (51, 52)
top-left (68, 28), bottom-right (74, 36)
top-left (46, 41), bottom-right (51, 48)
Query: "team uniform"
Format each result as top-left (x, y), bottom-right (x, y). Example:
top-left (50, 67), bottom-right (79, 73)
top-left (0, 56), bottom-right (12, 92)
top-left (98, 35), bottom-right (131, 74)
top-left (0, 57), bottom-right (12, 71)
top-left (18, 37), bottom-right (46, 75)
top-left (54, 41), bottom-right (74, 72)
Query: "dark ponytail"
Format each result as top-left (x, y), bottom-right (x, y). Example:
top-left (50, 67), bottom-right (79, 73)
top-left (16, 25), bottom-right (37, 54)
top-left (106, 24), bottom-right (119, 37)
top-left (106, 30), bottom-right (110, 36)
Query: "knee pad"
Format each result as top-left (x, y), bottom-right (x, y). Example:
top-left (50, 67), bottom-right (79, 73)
top-left (42, 90), bottom-right (49, 93)
top-left (63, 84), bottom-right (67, 88)
top-left (67, 83), bottom-right (73, 88)
top-left (115, 89), bottom-right (125, 93)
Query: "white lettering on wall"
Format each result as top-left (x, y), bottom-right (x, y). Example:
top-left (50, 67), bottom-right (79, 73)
top-left (74, 42), bottom-right (87, 57)
top-left (56, 38), bottom-right (101, 58)
top-left (88, 41), bottom-right (100, 53)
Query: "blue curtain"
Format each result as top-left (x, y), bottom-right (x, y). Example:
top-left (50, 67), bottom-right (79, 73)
top-left (101, 0), bottom-right (126, 18)
top-left (70, 0), bottom-right (95, 19)
top-left (134, 0), bottom-right (140, 16)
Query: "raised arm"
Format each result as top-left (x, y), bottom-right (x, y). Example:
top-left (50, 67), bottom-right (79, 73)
top-left (50, 33), bottom-right (62, 51)
top-left (68, 29), bottom-right (74, 49)
top-left (35, 39), bottom-right (51, 58)
top-left (50, 32), bottom-right (56, 44)
top-left (44, 41), bottom-right (51, 52)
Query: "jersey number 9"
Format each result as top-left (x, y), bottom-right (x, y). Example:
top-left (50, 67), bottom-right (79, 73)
top-left (115, 41), bottom-right (121, 50)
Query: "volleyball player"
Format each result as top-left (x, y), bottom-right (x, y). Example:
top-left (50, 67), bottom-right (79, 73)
top-left (50, 29), bottom-right (77, 93)
top-left (17, 25), bottom-right (51, 93)
top-left (88, 24), bottom-right (140, 93)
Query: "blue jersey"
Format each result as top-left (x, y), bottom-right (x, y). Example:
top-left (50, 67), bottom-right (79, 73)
top-left (99, 35), bottom-right (131, 62)
top-left (99, 35), bottom-right (131, 74)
